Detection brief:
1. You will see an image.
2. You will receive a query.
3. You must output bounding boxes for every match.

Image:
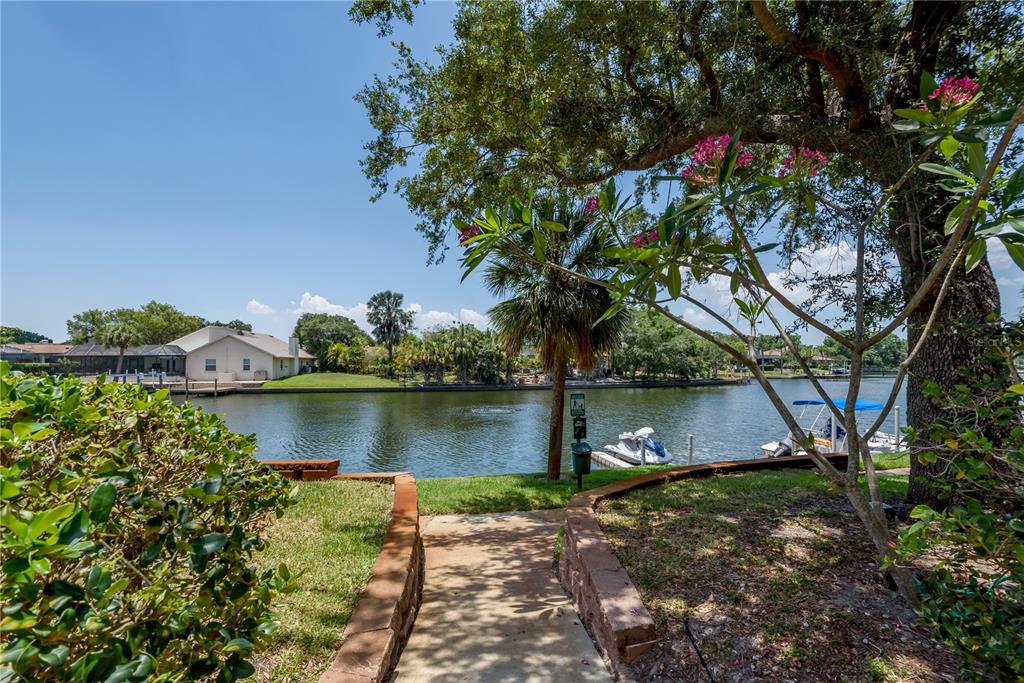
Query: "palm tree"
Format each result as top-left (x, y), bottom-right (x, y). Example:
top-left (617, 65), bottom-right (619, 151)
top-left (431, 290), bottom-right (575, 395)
top-left (366, 291), bottom-right (415, 376)
top-left (484, 199), bottom-right (629, 480)
top-left (99, 320), bottom-right (143, 375)
top-left (446, 323), bottom-right (479, 384)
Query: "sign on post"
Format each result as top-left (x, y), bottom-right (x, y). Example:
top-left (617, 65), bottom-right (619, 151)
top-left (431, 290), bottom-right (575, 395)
top-left (572, 416), bottom-right (587, 440)
top-left (570, 392), bottom-right (586, 417)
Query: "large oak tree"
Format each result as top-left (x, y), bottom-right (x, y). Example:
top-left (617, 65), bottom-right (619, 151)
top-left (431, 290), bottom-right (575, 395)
top-left (353, 0), bottom-right (1024, 503)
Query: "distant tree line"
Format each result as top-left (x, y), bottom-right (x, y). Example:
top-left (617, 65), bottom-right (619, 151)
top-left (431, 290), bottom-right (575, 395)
top-left (0, 326), bottom-right (52, 344)
top-left (65, 301), bottom-right (252, 346)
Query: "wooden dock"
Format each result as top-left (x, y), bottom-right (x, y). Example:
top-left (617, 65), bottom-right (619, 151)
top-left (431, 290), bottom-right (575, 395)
top-left (591, 450), bottom-right (634, 469)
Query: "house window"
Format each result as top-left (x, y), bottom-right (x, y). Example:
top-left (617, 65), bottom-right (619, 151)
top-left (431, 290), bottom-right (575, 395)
top-left (205, 359), bottom-right (216, 371)
top-left (243, 358), bottom-right (251, 371)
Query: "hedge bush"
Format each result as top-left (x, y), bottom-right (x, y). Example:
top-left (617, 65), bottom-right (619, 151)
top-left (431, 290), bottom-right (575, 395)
top-left (0, 364), bottom-right (296, 681)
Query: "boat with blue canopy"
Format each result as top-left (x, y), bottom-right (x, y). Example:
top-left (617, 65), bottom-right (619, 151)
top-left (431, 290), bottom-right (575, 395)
top-left (760, 398), bottom-right (904, 458)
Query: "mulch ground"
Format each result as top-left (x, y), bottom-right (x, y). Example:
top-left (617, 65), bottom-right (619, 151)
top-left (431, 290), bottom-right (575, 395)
top-left (595, 470), bottom-right (959, 683)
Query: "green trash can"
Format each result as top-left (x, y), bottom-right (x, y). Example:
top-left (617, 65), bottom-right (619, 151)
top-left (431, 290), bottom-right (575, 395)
top-left (571, 442), bottom-right (592, 475)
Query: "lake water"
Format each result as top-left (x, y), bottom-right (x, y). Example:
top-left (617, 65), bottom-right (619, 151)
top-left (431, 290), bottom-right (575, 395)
top-left (187, 377), bottom-right (905, 479)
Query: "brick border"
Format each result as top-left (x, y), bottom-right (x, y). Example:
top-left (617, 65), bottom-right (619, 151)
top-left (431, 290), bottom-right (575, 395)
top-left (263, 458), bottom-right (340, 481)
top-left (319, 472), bottom-right (423, 683)
top-left (560, 454), bottom-right (847, 681)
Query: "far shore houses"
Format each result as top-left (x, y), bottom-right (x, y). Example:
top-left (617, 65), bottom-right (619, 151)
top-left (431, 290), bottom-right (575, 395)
top-left (1, 326), bottom-right (314, 380)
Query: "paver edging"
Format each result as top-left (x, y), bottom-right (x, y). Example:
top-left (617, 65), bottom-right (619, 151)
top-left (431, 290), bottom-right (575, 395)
top-left (560, 454), bottom-right (848, 681)
top-left (319, 472), bottom-right (423, 683)
top-left (262, 458), bottom-right (340, 481)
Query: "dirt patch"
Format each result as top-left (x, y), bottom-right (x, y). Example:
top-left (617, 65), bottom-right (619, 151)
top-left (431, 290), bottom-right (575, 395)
top-left (595, 470), bottom-right (958, 682)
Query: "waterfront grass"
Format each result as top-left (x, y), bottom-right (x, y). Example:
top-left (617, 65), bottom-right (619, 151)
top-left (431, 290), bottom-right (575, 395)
top-left (253, 479), bottom-right (392, 683)
top-left (418, 465), bottom-right (671, 515)
top-left (595, 469), bottom-right (956, 681)
top-left (260, 372), bottom-right (399, 389)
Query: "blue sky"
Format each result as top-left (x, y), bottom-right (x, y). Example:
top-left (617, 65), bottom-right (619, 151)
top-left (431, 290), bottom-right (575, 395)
top-left (2, 2), bottom-right (1022, 343)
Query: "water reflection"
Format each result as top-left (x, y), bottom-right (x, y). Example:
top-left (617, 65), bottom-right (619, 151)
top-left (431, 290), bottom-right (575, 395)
top-left (187, 377), bottom-right (905, 478)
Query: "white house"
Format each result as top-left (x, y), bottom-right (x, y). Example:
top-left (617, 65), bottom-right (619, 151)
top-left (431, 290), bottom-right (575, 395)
top-left (170, 326), bottom-right (315, 381)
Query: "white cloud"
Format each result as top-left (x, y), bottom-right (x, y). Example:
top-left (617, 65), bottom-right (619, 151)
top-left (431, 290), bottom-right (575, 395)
top-left (292, 292), bottom-right (490, 333)
top-left (246, 299), bottom-right (275, 315)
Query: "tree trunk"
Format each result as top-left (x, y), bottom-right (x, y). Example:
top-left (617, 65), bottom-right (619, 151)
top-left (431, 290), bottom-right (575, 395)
top-left (115, 349), bottom-right (125, 375)
top-left (890, 198), bottom-right (1003, 506)
top-left (546, 356), bottom-right (568, 480)
top-left (902, 256), bottom-right (1001, 506)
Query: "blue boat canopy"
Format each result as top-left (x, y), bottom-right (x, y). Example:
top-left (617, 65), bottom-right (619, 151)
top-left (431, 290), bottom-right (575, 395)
top-left (792, 398), bottom-right (885, 411)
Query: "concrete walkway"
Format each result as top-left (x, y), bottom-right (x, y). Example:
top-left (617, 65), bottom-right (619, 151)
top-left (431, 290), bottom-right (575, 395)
top-left (393, 510), bottom-right (612, 683)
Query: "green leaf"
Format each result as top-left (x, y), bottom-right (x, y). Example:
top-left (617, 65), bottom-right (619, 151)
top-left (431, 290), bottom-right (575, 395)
top-left (88, 483), bottom-right (116, 523)
top-left (939, 136), bottom-right (959, 160)
top-left (1007, 383), bottom-right (1024, 395)
top-left (190, 532), bottom-right (228, 559)
top-left (531, 231), bottom-right (547, 261)
top-left (965, 142), bottom-right (987, 180)
top-left (999, 239), bottom-right (1024, 271)
top-left (666, 266), bottom-right (681, 299)
top-left (974, 107), bottom-right (1014, 127)
top-left (944, 201), bottom-right (969, 236)
top-left (919, 71), bottom-right (938, 101)
top-left (592, 303), bottom-right (625, 328)
top-left (1003, 167), bottom-right (1024, 206)
top-left (891, 119), bottom-right (921, 132)
top-left (27, 503), bottom-right (75, 542)
top-left (539, 220), bottom-right (566, 233)
top-left (952, 130), bottom-right (985, 144)
top-left (894, 108), bottom-right (933, 123)
top-left (752, 242), bottom-right (780, 254)
top-left (223, 638), bottom-right (253, 653)
top-left (964, 239), bottom-right (987, 273)
top-left (920, 163), bottom-right (976, 185)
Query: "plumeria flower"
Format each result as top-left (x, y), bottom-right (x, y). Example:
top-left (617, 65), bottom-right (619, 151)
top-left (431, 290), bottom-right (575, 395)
top-left (682, 133), bottom-right (754, 186)
top-left (779, 147), bottom-right (829, 179)
top-left (583, 195), bottom-right (599, 223)
top-left (928, 75), bottom-right (979, 109)
top-left (631, 229), bottom-right (659, 247)
top-left (457, 223), bottom-right (482, 245)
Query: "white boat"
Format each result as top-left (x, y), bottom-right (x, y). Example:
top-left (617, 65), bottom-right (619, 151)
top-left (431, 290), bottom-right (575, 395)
top-left (761, 398), bottom-right (906, 457)
top-left (601, 427), bottom-right (673, 465)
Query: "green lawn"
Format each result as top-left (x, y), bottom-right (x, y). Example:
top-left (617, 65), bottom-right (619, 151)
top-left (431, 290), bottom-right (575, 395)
top-left (260, 372), bottom-right (399, 389)
top-left (418, 465), bottom-right (672, 515)
top-left (254, 479), bottom-right (392, 682)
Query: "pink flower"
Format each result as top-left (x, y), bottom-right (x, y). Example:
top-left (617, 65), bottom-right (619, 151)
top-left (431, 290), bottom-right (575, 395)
top-left (778, 147), bottom-right (829, 179)
top-left (682, 133), bottom-right (754, 185)
top-left (457, 223), bottom-right (482, 245)
top-left (631, 229), bottom-right (659, 247)
top-left (928, 76), bottom-right (979, 109)
top-left (584, 195), bottom-right (599, 214)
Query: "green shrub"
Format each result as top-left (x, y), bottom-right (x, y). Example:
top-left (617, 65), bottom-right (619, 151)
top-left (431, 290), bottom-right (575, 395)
top-left (897, 319), bottom-right (1024, 681)
top-left (9, 362), bottom-right (51, 374)
top-left (0, 364), bottom-right (296, 681)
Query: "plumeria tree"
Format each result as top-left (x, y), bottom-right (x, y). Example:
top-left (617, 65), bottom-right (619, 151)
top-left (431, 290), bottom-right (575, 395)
top-left (460, 77), bottom-right (1024, 603)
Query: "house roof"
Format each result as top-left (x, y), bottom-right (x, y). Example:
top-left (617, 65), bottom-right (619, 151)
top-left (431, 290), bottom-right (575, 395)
top-left (11, 343), bottom-right (73, 354)
top-left (230, 332), bottom-right (316, 360)
top-left (0, 344), bottom-right (33, 358)
top-left (169, 326), bottom-right (315, 360)
top-left (65, 344), bottom-right (187, 357)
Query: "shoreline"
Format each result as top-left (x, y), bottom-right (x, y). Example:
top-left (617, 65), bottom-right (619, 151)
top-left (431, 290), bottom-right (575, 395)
top-left (225, 376), bottom-right (751, 395)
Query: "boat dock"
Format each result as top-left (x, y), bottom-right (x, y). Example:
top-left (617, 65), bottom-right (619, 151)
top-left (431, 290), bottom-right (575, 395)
top-left (591, 450), bottom-right (635, 469)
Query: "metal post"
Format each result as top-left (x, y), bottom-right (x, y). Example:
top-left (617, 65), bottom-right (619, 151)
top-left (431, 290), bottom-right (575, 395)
top-left (894, 406), bottom-right (901, 451)
top-left (639, 436), bottom-right (646, 466)
top-left (214, 379), bottom-right (218, 397)
top-left (688, 434), bottom-right (694, 465)
top-left (184, 379), bottom-right (189, 399)
top-left (831, 420), bottom-right (838, 454)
